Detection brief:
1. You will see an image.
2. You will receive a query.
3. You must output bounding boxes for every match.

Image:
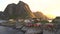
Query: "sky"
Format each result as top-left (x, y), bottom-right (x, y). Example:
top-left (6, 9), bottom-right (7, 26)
top-left (0, 0), bottom-right (60, 18)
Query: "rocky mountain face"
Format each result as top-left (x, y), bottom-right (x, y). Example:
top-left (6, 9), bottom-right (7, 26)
top-left (15, 1), bottom-right (36, 18)
top-left (4, 1), bottom-right (35, 19)
top-left (1, 1), bottom-right (48, 20)
top-left (4, 3), bottom-right (17, 19)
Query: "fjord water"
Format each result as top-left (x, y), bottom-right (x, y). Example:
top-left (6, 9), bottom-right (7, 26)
top-left (0, 20), bottom-right (24, 34)
top-left (0, 26), bottom-right (24, 34)
top-left (0, 20), bottom-right (60, 34)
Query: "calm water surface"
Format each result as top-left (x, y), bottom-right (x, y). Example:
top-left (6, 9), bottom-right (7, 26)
top-left (0, 26), bottom-right (24, 34)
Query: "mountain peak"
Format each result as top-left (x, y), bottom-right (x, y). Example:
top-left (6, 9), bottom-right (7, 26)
top-left (18, 1), bottom-right (26, 5)
top-left (19, 1), bottom-right (24, 3)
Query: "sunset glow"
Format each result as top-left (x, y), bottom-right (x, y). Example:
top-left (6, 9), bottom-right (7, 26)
top-left (21, 0), bottom-right (60, 19)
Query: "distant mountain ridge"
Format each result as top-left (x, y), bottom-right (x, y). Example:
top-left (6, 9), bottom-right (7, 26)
top-left (33, 12), bottom-right (49, 20)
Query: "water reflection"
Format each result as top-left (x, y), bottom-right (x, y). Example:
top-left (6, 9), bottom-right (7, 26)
top-left (0, 26), bottom-right (24, 34)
